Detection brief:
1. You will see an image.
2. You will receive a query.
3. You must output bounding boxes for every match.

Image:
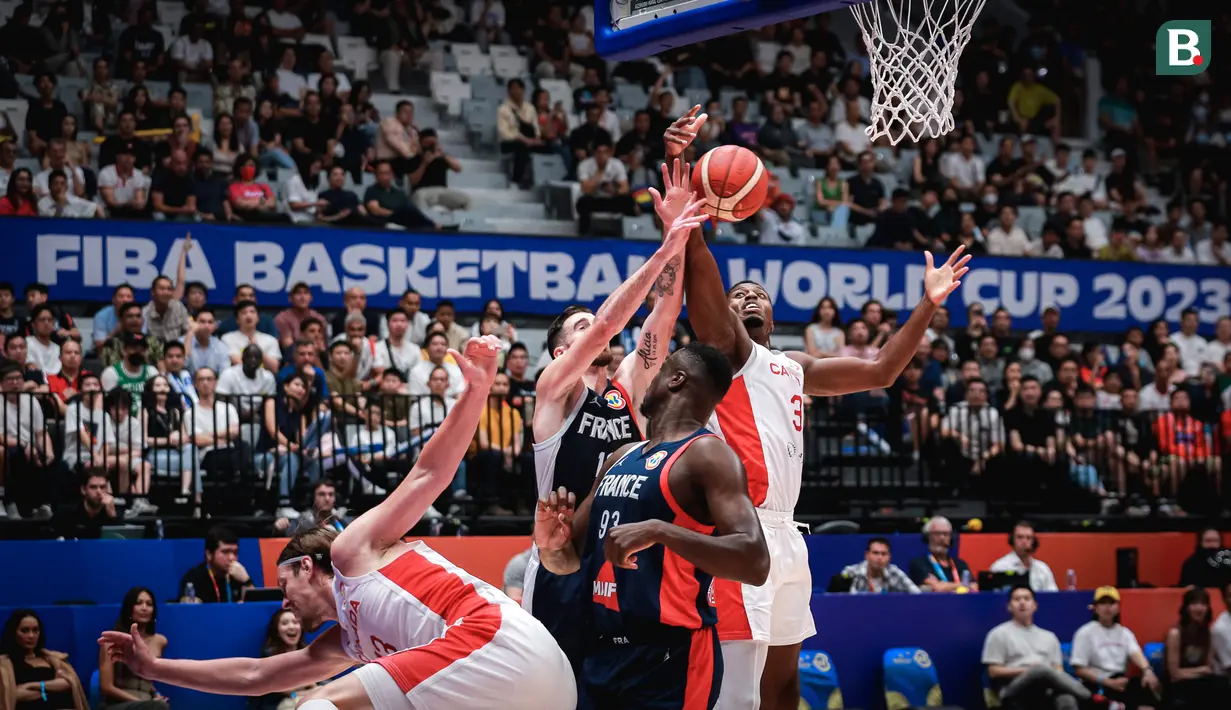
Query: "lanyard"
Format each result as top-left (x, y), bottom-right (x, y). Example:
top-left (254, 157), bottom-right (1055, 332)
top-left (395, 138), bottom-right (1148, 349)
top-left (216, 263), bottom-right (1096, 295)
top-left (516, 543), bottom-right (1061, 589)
top-left (929, 555), bottom-right (957, 582)
top-left (867, 572), bottom-right (887, 593)
top-left (207, 566), bottom-right (231, 602)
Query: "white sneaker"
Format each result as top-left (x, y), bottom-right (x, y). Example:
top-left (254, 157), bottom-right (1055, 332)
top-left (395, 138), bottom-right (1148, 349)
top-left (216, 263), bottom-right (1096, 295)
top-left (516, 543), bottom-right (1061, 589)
top-left (276, 507), bottom-right (300, 519)
top-left (34, 504), bottom-right (53, 520)
top-left (4, 503), bottom-right (20, 520)
top-left (362, 481), bottom-right (387, 496)
top-left (125, 498), bottom-right (159, 518)
top-left (424, 504), bottom-right (443, 521)
top-left (452, 489), bottom-right (474, 502)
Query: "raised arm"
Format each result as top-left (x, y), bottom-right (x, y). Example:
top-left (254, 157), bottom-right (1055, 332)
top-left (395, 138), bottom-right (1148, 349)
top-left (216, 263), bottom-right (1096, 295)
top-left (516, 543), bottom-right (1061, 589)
top-left (787, 248), bottom-right (970, 396)
top-left (99, 624), bottom-right (352, 697)
top-left (172, 233), bottom-right (192, 301)
top-left (330, 336), bottom-right (502, 575)
top-left (604, 436), bottom-right (769, 585)
top-left (614, 160), bottom-right (693, 419)
top-left (536, 207), bottom-right (707, 410)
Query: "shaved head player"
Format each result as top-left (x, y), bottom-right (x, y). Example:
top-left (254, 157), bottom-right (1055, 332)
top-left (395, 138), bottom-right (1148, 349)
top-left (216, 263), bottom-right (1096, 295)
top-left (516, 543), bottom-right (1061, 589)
top-left (101, 337), bottom-right (577, 710)
top-left (667, 102), bottom-right (972, 710)
top-left (535, 343), bottom-right (770, 709)
top-left (523, 161), bottom-right (708, 688)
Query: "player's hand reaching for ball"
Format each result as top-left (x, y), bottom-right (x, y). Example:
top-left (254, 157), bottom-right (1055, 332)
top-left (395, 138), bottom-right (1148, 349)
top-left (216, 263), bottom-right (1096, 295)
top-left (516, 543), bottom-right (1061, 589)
top-left (923, 245), bottom-right (971, 306)
top-left (664, 105), bottom-right (707, 159)
top-left (99, 624), bottom-right (156, 678)
top-left (453, 335), bottom-right (502, 393)
top-left (649, 158), bottom-right (694, 228)
top-left (662, 198), bottom-right (709, 255)
top-left (604, 520), bottom-right (663, 570)
top-left (534, 487), bottom-right (575, 551)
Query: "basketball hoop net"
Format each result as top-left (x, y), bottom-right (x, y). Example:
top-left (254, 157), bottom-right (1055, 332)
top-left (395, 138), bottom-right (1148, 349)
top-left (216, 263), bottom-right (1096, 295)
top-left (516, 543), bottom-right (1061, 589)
top-left (852, 0), bottom-right (987, 145)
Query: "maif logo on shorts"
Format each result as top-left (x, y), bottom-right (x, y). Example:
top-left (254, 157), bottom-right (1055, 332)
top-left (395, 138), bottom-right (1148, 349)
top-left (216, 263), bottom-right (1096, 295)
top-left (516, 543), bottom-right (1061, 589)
top-left (1156, 20), bottom-right (1210, 75)
top-left (604, 390), bottom-right (626, 409)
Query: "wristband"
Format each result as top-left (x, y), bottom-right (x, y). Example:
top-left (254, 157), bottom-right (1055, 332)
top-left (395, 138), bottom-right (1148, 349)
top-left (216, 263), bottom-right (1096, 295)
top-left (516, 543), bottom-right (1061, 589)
top-left (40, 681), bottom-right (47, 701)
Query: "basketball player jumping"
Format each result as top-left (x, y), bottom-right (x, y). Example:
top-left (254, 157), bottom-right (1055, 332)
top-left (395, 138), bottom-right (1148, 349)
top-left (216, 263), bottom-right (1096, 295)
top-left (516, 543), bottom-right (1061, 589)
top-left (100, 336), bottom-right (578, 710)
top-left (535, 342), bottom-right (770, 710)
top-left (522, 165), bottom-right (708, 670)
top-left (663, 104), bottom-right (972, 710)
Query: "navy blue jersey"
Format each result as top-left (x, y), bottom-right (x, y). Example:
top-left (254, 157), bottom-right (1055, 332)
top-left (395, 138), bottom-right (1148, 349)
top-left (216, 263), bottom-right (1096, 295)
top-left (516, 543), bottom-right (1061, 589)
top-left (583, 429), bottom-right (718, 641)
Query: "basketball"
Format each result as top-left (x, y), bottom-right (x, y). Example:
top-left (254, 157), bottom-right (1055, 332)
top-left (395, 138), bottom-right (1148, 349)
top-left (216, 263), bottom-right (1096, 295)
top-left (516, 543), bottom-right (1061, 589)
top-left (692, 145), bottom-right (770, 222)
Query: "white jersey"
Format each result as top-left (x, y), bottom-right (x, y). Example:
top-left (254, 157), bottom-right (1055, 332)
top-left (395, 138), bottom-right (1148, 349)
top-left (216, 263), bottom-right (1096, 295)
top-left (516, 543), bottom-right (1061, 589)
top-left (707, 342), bottom-right (804, 514)
top-left (332, 540), bottom-right (520, 664)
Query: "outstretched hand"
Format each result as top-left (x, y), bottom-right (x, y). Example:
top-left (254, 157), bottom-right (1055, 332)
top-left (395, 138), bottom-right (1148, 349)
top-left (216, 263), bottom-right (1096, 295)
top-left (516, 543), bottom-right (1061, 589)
top-left (662, 197), bottom-right (709, 254)
top-left (649, 159), bottom-right (694, 228)
top-left (451, 335), bottom-right (502, 393)
top-left (99, 624), bottom-right (155, 677)
top-left (923, 245), bottom-right (971, 305)
top-left (534, 487), bottom-right (575, 552)
top-left (664, 105), bottom-right (707, 159)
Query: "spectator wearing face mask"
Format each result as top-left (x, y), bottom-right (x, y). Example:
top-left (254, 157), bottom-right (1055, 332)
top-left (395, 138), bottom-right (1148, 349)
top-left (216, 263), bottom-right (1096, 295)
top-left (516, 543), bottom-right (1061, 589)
top-left (1016, 339), bottom-right (1053, 384)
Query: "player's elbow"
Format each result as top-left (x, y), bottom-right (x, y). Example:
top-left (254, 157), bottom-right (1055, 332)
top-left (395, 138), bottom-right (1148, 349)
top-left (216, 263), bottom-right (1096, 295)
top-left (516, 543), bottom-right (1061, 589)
top-left (739, 538), bottom-right (771, 586)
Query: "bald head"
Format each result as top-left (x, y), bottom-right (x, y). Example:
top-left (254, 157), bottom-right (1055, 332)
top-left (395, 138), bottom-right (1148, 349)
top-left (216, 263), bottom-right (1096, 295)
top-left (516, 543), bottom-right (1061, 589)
top-left (170, 149), bottom-right (190, 174)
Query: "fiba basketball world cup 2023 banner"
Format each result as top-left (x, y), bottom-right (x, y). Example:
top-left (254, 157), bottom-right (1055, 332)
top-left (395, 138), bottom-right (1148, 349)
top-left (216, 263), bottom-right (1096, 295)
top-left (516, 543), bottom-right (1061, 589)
top-left (9, 217), bottom-right (1230, 334)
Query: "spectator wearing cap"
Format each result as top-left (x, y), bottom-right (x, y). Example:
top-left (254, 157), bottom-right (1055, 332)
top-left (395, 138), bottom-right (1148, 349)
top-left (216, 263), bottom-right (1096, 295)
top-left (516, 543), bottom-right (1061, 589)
top-left (0, 360), bottom-right (59, 519)
top-left (25, 73), bottom-right (68, 158)
top-left (364, 161), bottom-right (441, 231)
top-left (840, 538), bottom-right (920, 594)
top-left (760, 193), bottom-right (809, 245)
top-left (99, 112), bottom-right (155, 172)
top-left (410, 128), bottom-right (471, 213)
top-left (100, 303), bottom-right (164, 368)
top-left (98, 147), bottom-right (150, 219)
top-left (869, 188), bottom-right (926, 250)
top-left (101, 331), bottom-right (159, 398)
top-left (908, 516), bottom-right (976, 592)
top-left (1071, 586), bottom-right (1161, 707)
top-left (222, 301), bottom-right (281, 372)
top-left (983, 586), bottom-right (1089, 709)
top-left (275, 283), bottom-right (327, 350)
top-left (575, 138), bottom-right (635, 234)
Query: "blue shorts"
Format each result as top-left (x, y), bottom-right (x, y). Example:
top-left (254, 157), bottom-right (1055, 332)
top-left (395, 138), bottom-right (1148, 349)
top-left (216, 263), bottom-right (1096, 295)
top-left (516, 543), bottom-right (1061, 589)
top-left (582, 626), bottom-right (722, 710)
top-left (529, 564), bottom-right (587, 668)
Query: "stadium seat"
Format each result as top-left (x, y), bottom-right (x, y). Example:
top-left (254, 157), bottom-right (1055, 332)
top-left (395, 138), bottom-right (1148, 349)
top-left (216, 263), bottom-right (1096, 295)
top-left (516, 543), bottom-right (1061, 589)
top-left (1144, 642), bottom-right (1164, 678)
top-left (451, 42), bottom-right (494, 77)
top-left (622, 214), bottom-right (659, 241)
top-left (538, 78), bottom-right (574, 114)
top-left (614, 83), bottom-right (649, 110)
top-left (430, 71), bottom-right (471, 116)
top-left (468, 74), bottom-right (504, 103)
top-left (89, 669), bottom-right (101, 707)
top-left (302, 33), bottom-right (333, 51)
top-left (337, 36), bottom-right (375, 80)
top-left (489, 45), bottom-right (528, 80)
top-left (883, 647), bottom-right (963, 709)
top-left (1017, 205), bottom-right (1047, 238)
top-left (799, 649), bottom-right (848, 709)
top-left (1059, 642), bottom-right (1075, 677)
top-left (530, 153), bottom-right (567, 185)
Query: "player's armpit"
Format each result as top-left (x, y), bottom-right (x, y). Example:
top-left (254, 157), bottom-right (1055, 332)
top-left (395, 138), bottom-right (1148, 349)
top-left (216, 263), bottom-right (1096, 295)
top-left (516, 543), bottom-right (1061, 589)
top-left (659, 437), bottom-right (769, 585)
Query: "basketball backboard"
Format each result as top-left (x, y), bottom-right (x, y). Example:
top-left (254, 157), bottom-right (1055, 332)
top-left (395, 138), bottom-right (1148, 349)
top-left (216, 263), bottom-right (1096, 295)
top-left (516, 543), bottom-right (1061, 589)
top-left (595, 0), bottom-right (873, 60)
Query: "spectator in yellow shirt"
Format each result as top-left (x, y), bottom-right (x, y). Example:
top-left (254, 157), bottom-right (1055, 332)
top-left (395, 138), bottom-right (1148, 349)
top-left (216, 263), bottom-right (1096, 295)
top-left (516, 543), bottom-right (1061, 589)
top-left (1096, 227), bottom-right (1139, 262)
top-left (1007, 67), bottom-right (1061, 142)
top-left (470, 372), bottom-right (526, 515)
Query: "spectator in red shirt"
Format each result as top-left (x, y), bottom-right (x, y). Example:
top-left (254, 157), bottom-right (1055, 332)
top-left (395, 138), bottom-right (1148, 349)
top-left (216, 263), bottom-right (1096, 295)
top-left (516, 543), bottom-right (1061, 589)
top-left (1152, 388), bottom-right (1221, 508)
top-left (227, 156), bottom-right (288, 222)
top-left (46, 339), bottom-right (87, 413)
top-left (0, 169), bottom-right (37, 215)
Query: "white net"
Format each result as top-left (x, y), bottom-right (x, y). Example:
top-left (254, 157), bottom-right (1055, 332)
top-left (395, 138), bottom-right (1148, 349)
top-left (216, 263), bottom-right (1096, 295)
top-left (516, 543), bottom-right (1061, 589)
top-left (851, 0), bottom-right (987, 145)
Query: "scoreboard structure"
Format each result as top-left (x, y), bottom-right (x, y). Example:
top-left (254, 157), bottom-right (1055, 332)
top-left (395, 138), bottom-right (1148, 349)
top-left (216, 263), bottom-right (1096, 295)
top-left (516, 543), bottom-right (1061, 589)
top-left (595, 0), bottom-right (873, 60)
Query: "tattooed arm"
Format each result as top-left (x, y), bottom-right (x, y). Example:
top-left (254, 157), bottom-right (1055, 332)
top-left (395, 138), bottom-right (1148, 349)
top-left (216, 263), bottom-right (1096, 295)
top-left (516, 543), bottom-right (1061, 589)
top-left (615, 252), bottom-right (686, 434)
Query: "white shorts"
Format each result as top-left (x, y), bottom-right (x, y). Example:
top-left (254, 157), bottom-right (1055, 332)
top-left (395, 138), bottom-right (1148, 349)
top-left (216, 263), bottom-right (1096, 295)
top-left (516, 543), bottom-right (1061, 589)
top-left (353, 603), bottom-right (577, 710)
top-left (713, 510), bottom-right (815, 646)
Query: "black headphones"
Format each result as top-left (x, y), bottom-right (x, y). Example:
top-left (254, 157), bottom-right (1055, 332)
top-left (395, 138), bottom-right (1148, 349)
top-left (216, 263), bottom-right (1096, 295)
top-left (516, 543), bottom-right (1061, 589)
top-left (1008, 521), bottom-right (1041, 552)
top-left (921, 517), bottom-right (958, 546)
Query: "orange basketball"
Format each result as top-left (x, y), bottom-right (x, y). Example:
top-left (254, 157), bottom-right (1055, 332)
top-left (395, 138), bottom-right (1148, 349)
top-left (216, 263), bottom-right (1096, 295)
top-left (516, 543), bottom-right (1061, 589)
top-left (691, 145), bottom-right (770, 222)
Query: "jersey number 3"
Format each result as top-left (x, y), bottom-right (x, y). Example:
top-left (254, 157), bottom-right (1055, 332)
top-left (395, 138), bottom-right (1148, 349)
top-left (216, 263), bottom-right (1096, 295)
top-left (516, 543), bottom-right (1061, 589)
top-left (791, 395), bottom-right (803, 432)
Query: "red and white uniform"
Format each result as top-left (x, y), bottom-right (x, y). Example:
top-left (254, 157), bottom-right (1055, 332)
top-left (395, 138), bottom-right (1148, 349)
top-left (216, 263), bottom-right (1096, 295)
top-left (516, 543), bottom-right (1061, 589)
top-left (707, 343), bottom-right (815, 710)
top-left (334, 540), bottom-right (576, 710)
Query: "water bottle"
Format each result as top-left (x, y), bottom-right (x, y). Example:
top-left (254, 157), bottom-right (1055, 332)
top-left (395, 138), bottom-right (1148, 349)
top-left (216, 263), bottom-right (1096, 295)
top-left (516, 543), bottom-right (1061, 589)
top-left (1066, 569), bottom-right (1077, 591)
top-left (155, 519), bottom-right (164, 540)
top-left (961, 569), bottom-right (972, 587)
top-left (184, 582), bottom-right (196, 603)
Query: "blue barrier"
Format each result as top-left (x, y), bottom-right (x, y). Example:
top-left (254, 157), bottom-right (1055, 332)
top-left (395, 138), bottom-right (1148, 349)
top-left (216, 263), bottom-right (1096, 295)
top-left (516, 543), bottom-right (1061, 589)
top-left (0, 539), bottom-right (267, 606)
top-left (8, 216), bottom-right (1229, 333)
top-left (3, 591), bottom-right (1096, 710)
